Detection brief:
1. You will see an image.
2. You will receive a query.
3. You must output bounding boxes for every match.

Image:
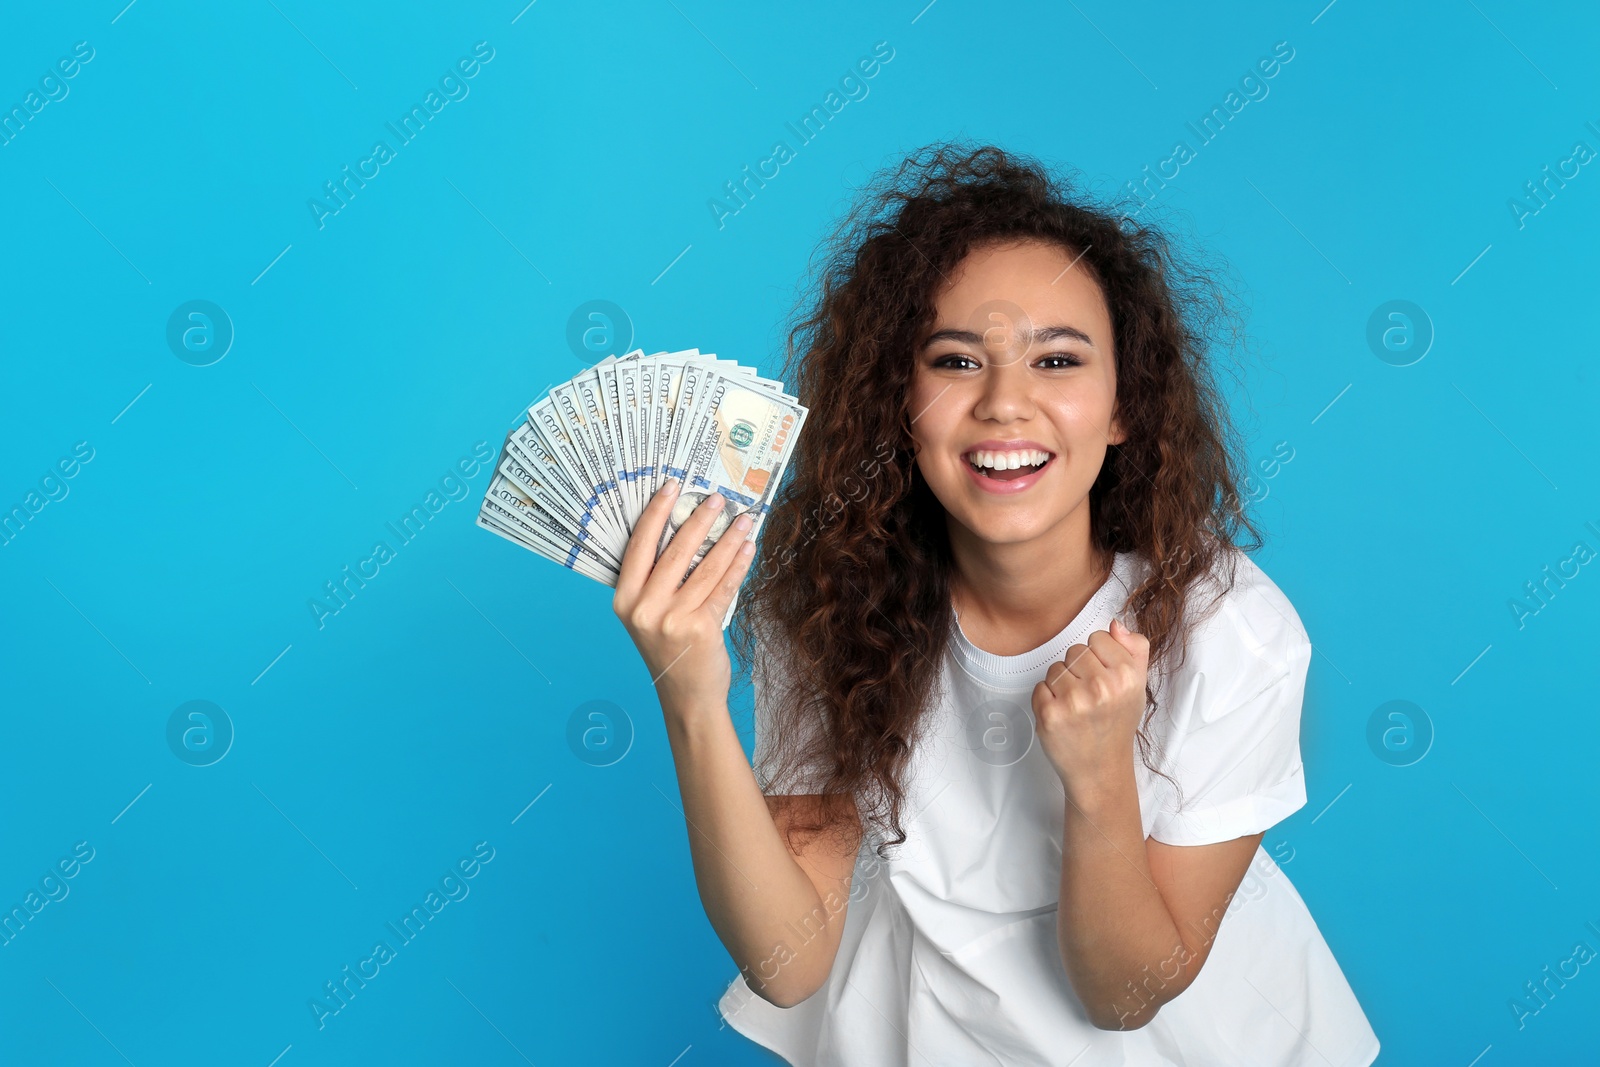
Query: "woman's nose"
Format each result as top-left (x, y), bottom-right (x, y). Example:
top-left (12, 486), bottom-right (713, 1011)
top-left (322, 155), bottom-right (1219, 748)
top-left (974, 351), bottom-right (1035, 420)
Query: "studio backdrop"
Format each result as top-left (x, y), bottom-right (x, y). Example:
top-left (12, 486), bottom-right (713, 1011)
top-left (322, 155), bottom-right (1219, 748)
top-left (1, 1), bottom-right (1596, 1064)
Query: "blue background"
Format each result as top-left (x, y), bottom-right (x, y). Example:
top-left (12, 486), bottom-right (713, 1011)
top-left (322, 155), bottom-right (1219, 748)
top-left (2, 1), bottom-right (1596, 1063)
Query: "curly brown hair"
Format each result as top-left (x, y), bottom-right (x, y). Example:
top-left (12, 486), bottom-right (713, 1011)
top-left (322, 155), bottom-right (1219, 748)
top-left (731, 140), bottom-right (1266, 858)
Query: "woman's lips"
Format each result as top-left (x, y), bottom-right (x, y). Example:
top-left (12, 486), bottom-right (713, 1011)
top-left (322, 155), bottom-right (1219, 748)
top-left (962, 453), bottom-right (1053, 494)
top-left (976, 464), bottom-right (1036, 481)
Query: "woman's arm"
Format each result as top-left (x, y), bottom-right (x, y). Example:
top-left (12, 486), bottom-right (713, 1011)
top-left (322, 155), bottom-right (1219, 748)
top-left (1035, 620), bottom-right (1265, 1029)
top-left (1057, 764), bottom-right (1261, 1029)
top-left (615, 481), bottom-right (861, 1008)
top-left (664, 698), bottom-right (861, 1007)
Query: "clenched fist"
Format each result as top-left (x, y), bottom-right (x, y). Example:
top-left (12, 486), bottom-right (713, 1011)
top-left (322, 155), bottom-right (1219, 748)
top-left (1032, 618), bottom-right (1151, 802)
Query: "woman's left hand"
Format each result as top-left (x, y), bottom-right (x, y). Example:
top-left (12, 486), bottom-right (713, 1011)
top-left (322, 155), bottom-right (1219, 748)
top-left (1032, 618), bottom-right (1151, 804)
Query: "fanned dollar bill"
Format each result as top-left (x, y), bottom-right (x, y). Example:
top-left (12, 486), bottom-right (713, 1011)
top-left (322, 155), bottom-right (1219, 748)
top-left (476, 348), bottom-right (807, 629)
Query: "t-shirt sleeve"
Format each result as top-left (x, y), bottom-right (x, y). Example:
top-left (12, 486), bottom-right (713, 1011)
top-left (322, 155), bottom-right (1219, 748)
top-left (1146, 578), bottom-right (1312, 847)
top-left (749, 628), bottom-right (831, 795)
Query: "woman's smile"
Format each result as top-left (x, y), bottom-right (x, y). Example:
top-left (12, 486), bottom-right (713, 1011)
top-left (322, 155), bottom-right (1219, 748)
top-left (961, 439), bottom-right (1056, 493)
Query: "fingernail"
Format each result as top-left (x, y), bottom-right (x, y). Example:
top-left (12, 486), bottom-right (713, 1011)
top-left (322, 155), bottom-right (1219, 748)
top-left (707, 493), bottom-right (725, 509)
top-left (734, 513), bottom-right (752, 530)
top-left (664, 478), bottom-right (679, 496)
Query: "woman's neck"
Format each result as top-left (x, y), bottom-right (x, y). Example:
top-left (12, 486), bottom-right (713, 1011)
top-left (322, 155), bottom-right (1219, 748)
top-left (947, 508), bottom-right (1112, 657)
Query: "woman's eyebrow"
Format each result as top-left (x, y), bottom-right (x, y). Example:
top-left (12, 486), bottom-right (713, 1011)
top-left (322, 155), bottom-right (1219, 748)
top-left (922, 323), bottom-right (1097, 350)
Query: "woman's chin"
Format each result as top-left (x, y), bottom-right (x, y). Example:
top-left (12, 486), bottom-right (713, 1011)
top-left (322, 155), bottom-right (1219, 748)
top-left (949, 509), bottom-right (1065, 548)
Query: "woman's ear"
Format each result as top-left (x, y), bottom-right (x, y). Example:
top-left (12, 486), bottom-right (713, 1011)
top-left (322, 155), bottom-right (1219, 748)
top-left (1107, 405), bottom-right (1127, 447)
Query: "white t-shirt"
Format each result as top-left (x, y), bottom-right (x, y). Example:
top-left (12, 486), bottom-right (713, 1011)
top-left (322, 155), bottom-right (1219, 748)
top-left (718, 547), bottom-right (1380, 1066)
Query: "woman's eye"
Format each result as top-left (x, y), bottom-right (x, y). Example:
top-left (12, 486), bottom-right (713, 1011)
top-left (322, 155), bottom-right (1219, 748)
top-left (930, 352), bottom-right (1082, 370)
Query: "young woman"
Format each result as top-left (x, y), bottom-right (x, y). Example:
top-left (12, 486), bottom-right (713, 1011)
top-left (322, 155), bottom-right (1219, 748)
top-left (612, 143), bottom-right (1379, 1065)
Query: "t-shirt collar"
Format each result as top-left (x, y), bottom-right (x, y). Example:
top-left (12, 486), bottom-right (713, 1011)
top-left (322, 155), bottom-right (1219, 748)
top-left (948, 551), bottom-right (1139, 687)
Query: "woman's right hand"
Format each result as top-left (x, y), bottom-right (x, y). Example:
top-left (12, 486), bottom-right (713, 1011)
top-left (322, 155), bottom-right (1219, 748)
top-left (612, 478), bottom-right (758, 714)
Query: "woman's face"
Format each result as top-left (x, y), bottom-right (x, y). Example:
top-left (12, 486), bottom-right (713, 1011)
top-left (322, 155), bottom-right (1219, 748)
top-left (907, 238), bottom-right (1123, 551)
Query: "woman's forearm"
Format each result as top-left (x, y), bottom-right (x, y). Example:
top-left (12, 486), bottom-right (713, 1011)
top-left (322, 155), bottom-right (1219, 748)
top-left (662, 694), bottom-right (849, 1008)
top-left (1056, 766), bottom-right (1195, 1029)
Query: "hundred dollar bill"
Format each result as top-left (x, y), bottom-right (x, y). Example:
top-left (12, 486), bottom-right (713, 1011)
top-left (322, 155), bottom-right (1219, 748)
top-left (588, 362), bottom-right (634, 535)
top-left (632, 357), bottom-right (656, 524)
top-left (566, 367), bottom-right (629, 538)
top-left (508, 415), bottom-right (620, 559)
top-left (501, 422), bottom-right (597, 534)
top-left (648, 357), bottom-right (683, 502)
top-left (477, 347), bottom-right (807, 630)
top-left (616, 350), bottom-right (658, 526)
top-left (478, 508), bottom-right (615, 585)
top-left (598, 352), bottom-right (639, 528)
top-left (496, 448), bottom-right (624, 572)
top-left (480, 472), bottom-right (590, 564)
top-left (658, 370), bottom-right (807, 577)
top-left (481, 473), bottom-right (620, 582)
top-left (615, 358), bottom-right (641, 525)
top-left (659, 355), bottom-right (718, 485)
top-left (530, 384), bottom-right (626, 553)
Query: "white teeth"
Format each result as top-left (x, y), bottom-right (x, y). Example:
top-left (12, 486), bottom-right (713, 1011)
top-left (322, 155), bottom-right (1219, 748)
top-left (965, 449), bottom-right (1050, 470)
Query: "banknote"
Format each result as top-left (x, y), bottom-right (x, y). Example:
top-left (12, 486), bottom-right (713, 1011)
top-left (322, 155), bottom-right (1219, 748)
top-left (657, 372), bottom-right (806, 575)
top-left (477, 348), bottom-right (806, 630)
